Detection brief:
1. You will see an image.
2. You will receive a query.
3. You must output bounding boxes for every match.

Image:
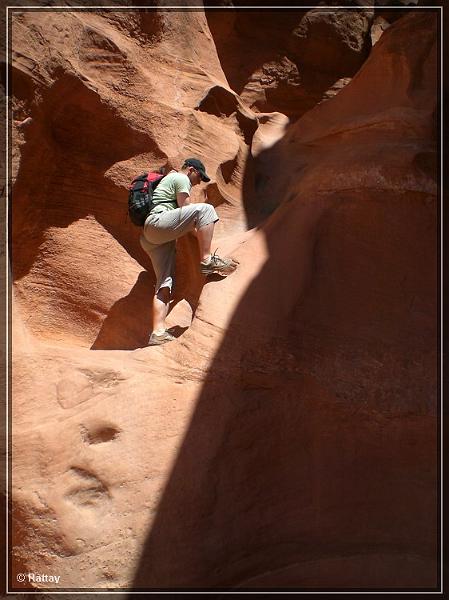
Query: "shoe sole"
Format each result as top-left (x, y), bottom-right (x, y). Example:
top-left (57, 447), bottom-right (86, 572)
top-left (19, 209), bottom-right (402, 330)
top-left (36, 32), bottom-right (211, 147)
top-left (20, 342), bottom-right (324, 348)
top-left (147, 336), bottom-right (175, 346)
top-left (200, 263), bottom-right (238, 276)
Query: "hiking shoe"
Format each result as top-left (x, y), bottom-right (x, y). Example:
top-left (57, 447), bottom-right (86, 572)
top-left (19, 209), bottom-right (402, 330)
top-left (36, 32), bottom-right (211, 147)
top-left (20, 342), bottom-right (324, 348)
top-left (147, 330), bottom-right (176, 346)
top-left (200, 251), bottom-right (238, 276)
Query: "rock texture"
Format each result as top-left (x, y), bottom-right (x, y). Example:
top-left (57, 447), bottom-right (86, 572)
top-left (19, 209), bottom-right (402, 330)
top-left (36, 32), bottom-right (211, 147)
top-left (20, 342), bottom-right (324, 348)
top-left (10, 5), bottom-right (439, 592)
top-left (206, 7), bottom-right (372, 121)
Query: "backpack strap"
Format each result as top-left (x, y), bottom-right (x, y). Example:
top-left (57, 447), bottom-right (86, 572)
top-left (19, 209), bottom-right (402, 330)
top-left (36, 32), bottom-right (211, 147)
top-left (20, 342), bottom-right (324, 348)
top-left (147, 172), bottom-right (164, 184)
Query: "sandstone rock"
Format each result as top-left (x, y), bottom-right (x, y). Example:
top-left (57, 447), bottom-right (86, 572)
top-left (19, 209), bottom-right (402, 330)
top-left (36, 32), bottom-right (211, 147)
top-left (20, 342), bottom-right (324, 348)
top-left (370, 14), bottom-right (391, 45)
top-left (9, 6), bottom-right (439, 593)
top-left (288, 8), bottom-right (374, 77)
top-left (240, 56), bottom-right (327, 120)
top-left (206, 9), bottom-right (347, 121)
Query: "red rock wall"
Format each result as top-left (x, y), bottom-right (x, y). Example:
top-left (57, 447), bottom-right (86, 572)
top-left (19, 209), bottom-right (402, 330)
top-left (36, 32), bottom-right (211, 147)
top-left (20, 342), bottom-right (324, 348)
top-left (10, 6), bottom-right (439, 591)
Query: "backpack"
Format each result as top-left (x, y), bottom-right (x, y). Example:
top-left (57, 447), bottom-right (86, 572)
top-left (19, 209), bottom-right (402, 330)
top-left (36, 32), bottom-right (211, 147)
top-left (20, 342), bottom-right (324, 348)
top-left (128, 171), bottom-right (165, 226)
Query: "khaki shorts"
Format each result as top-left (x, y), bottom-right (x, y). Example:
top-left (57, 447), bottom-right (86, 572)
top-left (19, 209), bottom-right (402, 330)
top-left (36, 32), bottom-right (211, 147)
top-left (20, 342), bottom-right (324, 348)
top-left (139, 203), bottom-right (219, 293)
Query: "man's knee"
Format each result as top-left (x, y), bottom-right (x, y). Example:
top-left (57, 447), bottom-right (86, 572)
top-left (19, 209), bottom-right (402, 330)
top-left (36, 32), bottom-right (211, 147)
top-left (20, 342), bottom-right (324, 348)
top-left (197, 202), bottom-right (218, 225)
top-left (203, 202), bottom-right (216, 214)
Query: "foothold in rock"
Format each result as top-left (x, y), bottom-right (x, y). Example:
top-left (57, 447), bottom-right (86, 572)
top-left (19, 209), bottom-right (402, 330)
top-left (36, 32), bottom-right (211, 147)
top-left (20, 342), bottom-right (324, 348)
top-left (65, 466), bottom-right (111, 509)
top-left (80, 424), bottom-right (121, 445)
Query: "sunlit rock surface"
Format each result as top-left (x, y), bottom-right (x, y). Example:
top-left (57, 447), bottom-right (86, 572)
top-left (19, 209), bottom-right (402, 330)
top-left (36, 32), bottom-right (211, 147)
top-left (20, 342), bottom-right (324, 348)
top-left (10, 5), bottom-right (438, 591)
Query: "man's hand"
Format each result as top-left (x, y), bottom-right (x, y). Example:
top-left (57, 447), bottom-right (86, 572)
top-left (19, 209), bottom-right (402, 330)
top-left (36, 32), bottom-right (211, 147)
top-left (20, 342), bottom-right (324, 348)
top-left (177, 192), bottom-right (190, 207)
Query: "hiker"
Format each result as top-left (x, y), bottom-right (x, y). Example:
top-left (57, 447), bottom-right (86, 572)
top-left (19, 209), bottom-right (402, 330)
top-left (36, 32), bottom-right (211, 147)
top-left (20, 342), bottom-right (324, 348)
top-left (140, 158), bottom-right (237, 346)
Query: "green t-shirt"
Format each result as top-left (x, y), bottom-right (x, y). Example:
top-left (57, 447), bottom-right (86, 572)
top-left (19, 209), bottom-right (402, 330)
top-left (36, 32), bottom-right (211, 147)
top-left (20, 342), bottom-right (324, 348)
top-left (151, 172), bottom-right (192, 212)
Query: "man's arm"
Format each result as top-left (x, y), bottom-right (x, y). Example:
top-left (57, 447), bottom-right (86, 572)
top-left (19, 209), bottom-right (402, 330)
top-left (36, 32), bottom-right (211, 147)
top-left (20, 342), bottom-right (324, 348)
top-left (177, 192), bottom-right (191, 207)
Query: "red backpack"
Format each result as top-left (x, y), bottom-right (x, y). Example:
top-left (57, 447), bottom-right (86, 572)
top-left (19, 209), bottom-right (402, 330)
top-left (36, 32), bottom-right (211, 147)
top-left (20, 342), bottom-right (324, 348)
top-left (128, 171), bottom-right (165, 226)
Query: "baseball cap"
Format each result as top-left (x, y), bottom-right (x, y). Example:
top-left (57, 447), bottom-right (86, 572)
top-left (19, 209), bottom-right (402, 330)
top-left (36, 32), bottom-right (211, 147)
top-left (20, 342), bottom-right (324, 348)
top-left (184, 158), bottom-right (211, 182)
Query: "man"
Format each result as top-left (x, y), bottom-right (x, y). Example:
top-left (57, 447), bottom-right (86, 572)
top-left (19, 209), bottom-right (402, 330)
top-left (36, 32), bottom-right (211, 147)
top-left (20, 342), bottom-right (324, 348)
top-left (140, 158), bottom-right (237, 346)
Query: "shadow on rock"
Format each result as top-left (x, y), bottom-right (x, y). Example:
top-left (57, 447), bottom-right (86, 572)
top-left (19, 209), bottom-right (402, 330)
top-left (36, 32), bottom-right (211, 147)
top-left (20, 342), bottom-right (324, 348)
top-left (128, 10), bottom-right (439, 592)
top-left (91, 271), bottom-right (154, 351)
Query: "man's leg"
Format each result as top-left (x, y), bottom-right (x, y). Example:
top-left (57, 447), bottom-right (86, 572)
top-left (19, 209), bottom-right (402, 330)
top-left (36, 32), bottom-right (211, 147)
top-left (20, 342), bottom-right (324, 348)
top-left (140, 235), bottom-right (176, 343)
top-left (144, 204), bottom-right (233, 272)
top-left (196, 221), bottom-right (238, 276)
top-left (152, 286), bottom-right (171, 334)
top-left (189, 206), bottom-right (237, 273)
top-left (196, 221), bottom-right (214, 262)
top-left (140, 204), bottom-right (237, 345)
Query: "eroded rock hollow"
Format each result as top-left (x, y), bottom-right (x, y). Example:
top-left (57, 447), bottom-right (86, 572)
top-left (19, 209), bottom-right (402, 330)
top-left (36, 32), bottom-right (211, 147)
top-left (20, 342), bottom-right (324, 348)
top-left (10, 4), bottom-right (439, 591)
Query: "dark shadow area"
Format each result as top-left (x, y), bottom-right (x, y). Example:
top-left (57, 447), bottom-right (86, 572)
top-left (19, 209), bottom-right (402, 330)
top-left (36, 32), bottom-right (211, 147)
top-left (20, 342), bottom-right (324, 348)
top-left (129, 8), bottom-right (439, 593)
top-left (11, 70), bottom-right (167, 282)
top-left (8, 6), bottom-right (439, 593)
top-left (91, 276), bottom-right (193, 351)
top-left (9, 70), bottom-right (186, 349)
top-left (91, 271), bottom-right (154, 351)
top-left (205, 9), bottom-right (307, 97)
top-left (166, 325), bottom-right (189, 338)
top-left (205, 7), bottom-right (371, 121)
top-left (91, 230), bottom-right (206, 350)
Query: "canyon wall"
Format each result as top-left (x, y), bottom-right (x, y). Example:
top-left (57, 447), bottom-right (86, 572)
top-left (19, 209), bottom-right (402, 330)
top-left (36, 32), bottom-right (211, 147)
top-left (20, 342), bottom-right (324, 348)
top-left (9, 4), bottom-right (439, 592)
